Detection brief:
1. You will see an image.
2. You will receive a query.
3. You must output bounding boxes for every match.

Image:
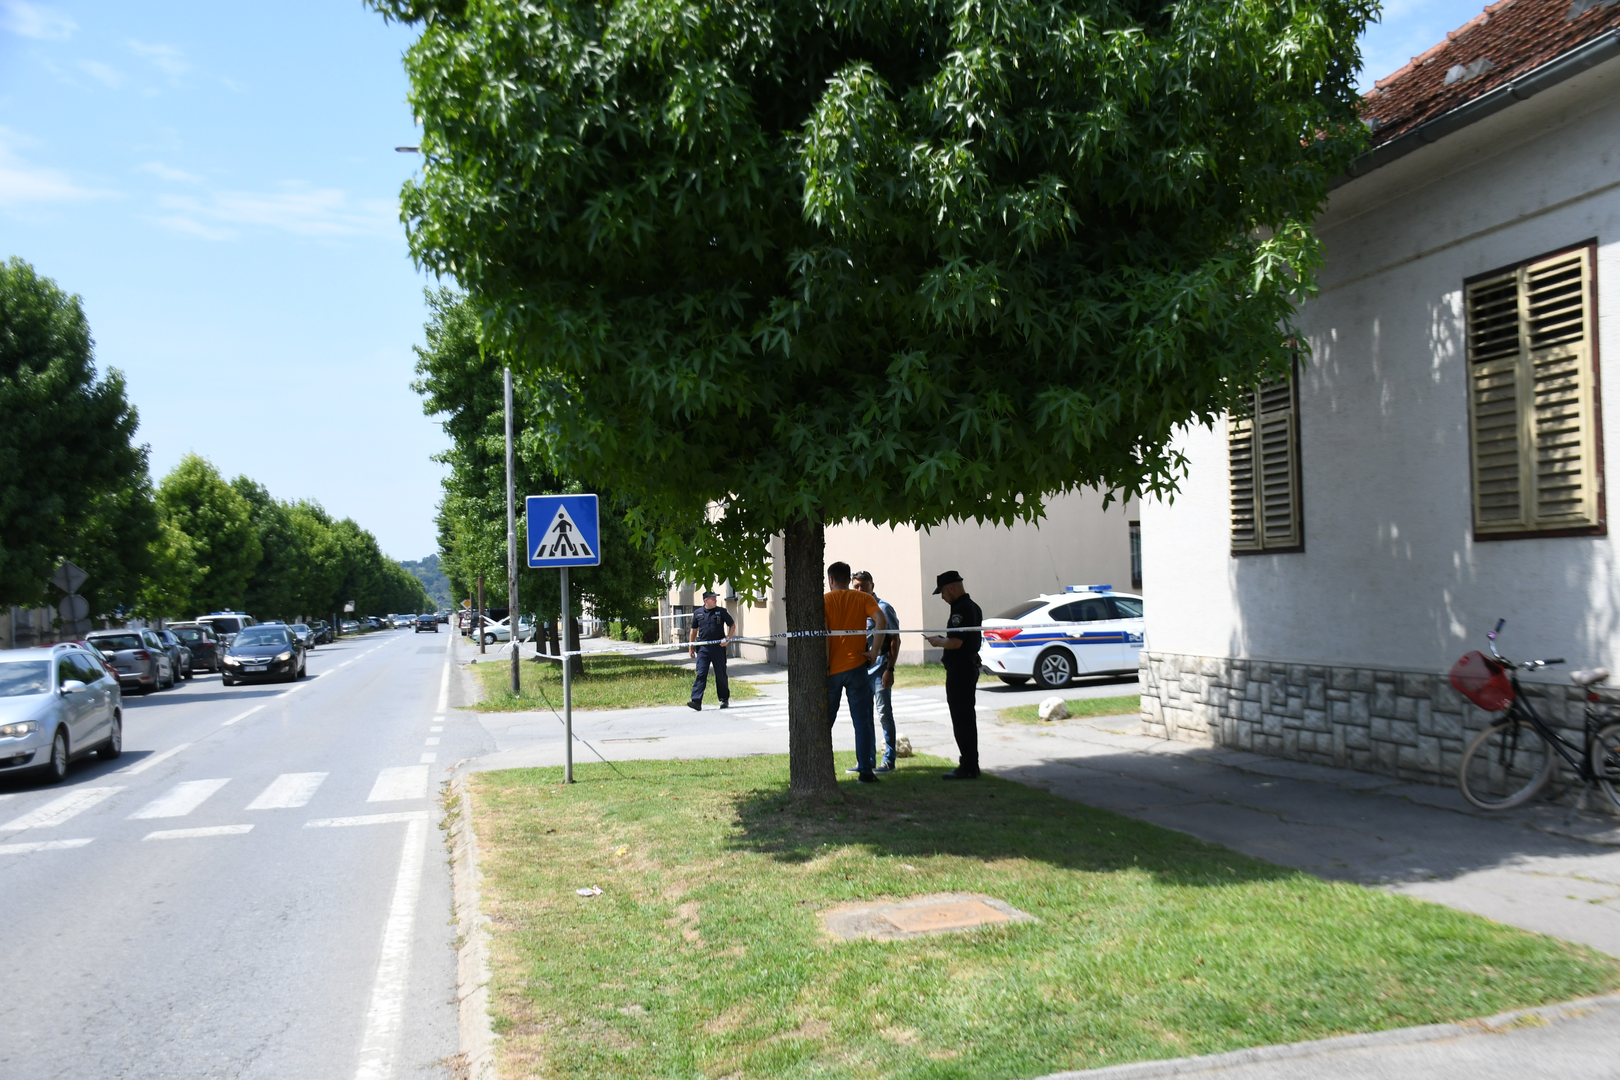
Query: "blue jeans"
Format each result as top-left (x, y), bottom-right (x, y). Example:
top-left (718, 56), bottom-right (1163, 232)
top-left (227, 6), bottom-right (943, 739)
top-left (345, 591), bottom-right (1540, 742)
top-left (871, 668), bottom-right (895, 766)
top-left (690, 646), bottom-right (728, 704)
top-left (827, 665), bottom-right (877, 774)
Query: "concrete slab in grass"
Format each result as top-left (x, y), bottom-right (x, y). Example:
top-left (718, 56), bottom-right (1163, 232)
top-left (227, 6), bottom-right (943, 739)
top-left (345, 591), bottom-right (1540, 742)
top-left (821, 892), bottom-right (1037, 941)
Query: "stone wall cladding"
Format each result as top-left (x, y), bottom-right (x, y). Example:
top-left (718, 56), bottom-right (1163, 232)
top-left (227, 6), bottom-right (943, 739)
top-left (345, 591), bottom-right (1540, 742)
top-left (1139, 651), bottom-right (1620, 787)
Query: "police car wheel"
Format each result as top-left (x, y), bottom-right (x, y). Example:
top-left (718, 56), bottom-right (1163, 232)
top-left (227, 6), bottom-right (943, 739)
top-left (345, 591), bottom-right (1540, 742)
top-left (1034, 648), bottom-right (1075, 690)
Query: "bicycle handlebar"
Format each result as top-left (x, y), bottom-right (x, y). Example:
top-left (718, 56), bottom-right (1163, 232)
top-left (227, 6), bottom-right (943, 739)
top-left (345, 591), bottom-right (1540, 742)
top-left (1483, 620), bottom-right (1567, 671)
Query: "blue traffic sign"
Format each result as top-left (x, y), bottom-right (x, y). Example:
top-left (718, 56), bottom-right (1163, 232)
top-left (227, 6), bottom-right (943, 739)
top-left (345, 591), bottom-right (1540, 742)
top-left (526, 494), bottom-right (600, 568)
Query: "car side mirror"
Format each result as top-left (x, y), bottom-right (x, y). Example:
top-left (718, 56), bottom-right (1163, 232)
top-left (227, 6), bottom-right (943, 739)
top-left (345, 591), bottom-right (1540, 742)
top-left (60, 679), bottom-right (86, 695)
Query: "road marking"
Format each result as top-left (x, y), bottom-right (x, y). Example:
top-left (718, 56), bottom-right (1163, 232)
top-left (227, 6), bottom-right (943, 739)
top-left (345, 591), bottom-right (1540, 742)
top-left (246, 772), bottom-right (328, 810)
top-left (353, 814), bottom-right (428, 1080)
top-left (424, 737), bottom-right (440, 746)
top-left (1, 786), bottom-right (123, 831)
top-left (130, 779), bottom-right (230, 819)
top-left (0, 837), bottom-right (94, 855)
top-left (306, 811), bottom-right (431, 828)
top-left (436, 663), bottom-right (449, 713)
top-left (429, 726), bottom-right (443, 733)
top-left (419, 752), bottom-right (437, 764)
top-left (222, 705), bottom-right (265, 727)
top-left (117, 743), bottom-right (190, 775)
top-left (143, 824), bottom-right (254, 841)
top-left (367, 766), bottom-right (429, 802)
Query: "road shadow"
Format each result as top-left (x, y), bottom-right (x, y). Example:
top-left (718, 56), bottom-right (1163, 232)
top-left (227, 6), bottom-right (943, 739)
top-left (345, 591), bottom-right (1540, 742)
top-left (977, 672), bottom-right (1140, 695)
top-left (721, 757), bottom-right (1298, 889)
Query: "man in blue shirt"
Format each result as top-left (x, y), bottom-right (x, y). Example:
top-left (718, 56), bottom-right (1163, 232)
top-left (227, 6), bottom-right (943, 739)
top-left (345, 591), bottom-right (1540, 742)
top-left (851, 571), bottom-right (900, 772)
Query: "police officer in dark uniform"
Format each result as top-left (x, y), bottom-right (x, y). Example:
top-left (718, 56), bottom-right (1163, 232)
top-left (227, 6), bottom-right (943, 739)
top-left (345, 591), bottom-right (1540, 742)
top-left (687, 590), bottom-right (735, 711)
top-left (925, 570), bottom-right (981, 779)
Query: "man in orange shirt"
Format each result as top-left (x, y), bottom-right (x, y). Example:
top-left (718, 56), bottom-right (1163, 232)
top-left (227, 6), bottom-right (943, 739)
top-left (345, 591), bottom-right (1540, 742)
top-left (824, 561), bottom-right (888, 782)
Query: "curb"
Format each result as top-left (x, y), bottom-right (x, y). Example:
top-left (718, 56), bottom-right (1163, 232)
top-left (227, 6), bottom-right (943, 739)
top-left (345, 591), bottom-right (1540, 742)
top-left (449, 775), bottom-right (499, 1080)
top-left (1032, 992), bottom-right (1620, 1078)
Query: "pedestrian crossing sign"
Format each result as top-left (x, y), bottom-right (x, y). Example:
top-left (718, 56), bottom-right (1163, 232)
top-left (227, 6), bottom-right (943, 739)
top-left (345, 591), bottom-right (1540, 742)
top-left (525, 494), bottom-right (601, 568)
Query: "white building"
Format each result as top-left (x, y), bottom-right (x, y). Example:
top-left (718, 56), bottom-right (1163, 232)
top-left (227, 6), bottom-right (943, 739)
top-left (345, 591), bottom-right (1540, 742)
top-left (1140, 0), bottom-right (1620, 783)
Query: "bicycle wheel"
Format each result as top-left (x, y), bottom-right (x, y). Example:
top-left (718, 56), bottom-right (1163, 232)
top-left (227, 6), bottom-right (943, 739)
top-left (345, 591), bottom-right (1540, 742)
top-left (1458, 718), bottom-right (1555, 810)
top-left (1590, 723), bottom-right (1620, 812)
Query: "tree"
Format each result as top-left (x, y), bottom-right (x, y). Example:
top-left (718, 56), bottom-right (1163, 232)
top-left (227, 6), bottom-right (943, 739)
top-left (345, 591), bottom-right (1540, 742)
top-left (0, 257), bottom-right (147, 609)
top-left (376, 0), bottom-right (1373, 795)
top-left (156, 455), bottom-right (261, 615)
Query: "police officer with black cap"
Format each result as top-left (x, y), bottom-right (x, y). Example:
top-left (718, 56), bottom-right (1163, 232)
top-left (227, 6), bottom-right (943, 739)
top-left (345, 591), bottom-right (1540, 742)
top-left (687, 590), bottom-right (735, 711)
top-left (925, 570), bottom-right (981, 779)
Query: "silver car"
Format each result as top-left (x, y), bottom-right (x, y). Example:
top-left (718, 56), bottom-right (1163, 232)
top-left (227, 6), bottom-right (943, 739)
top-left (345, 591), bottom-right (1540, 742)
top-left (87, 628), bottom-right (176, 693)
top-left (0, 645), bottom-right (123, 784)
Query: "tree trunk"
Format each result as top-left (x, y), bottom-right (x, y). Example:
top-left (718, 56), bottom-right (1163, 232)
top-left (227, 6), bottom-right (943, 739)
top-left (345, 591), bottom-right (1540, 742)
top-left (567, 615), bottom-right (584, 679)
top-left (785, 515), bottom-right (838, 798)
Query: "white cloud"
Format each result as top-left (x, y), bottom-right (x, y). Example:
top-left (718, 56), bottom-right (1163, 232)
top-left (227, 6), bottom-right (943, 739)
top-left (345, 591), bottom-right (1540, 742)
top-left (154, 181), bottom-right (397, 240)
top-left (0, 1), bottom-right (76, 40)
top-left (77, 59), bottom-right (124, 89)
top-left (138, 160), bottom-right (203, 183)
top-left (0, 127), bottom-right (113, 206)
top-left (126, 39), bottom-right (189, 78)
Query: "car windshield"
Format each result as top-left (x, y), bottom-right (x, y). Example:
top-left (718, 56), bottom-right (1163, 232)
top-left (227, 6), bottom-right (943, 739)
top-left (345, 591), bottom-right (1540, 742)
top-left (1112, 597), bottom-right (1143, 618)
top-left (206, 618), bottom-right (244, 635)
top-left (995, 600), bottom-right (1048, 621)
top-left (91, 634), bottom-right (143, 652)
top-left (292, 624), bottom-right (310, 632)
top-left (234, 627), bottom-right (290, 647)
top-left (0, 661), bottom-right (51, 697)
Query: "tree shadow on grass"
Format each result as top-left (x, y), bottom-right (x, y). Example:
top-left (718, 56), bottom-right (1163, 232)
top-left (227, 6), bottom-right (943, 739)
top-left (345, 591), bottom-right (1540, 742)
top-left (719, 752), bottom-right (1299, 890)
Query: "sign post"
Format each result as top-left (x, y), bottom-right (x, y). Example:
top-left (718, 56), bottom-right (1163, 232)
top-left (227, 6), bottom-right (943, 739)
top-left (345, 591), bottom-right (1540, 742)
top-left (504, 367), bottom-right (521, 696)
top-left (52, 560), bottom-right (90, 638)
top-left (526, 493), bottom-right (601, 783)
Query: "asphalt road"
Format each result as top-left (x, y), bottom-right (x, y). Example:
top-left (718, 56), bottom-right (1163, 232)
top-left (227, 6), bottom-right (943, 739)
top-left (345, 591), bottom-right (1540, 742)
top-left (0, 628), bottom-right (484, 1080)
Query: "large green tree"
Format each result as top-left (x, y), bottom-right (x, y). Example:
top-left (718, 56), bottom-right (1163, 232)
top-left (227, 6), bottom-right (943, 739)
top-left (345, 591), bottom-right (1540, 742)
top-left (376, 0), bottom-right (1373, 794)
top-left (156, 454), bottom-right (261, 615)
top-left (0, 257), bottom-right (148, 610)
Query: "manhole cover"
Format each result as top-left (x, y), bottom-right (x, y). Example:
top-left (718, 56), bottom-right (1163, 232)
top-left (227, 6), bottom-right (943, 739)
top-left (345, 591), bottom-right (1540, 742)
top-left (820, 893), bottom-right (1036, 941)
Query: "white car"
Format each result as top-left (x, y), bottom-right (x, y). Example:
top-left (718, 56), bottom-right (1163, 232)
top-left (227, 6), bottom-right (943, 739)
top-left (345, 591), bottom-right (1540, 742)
top-left (980, 586), bottom-right (1144, 690)
top-left (475, 616), bottom-right (534, 645)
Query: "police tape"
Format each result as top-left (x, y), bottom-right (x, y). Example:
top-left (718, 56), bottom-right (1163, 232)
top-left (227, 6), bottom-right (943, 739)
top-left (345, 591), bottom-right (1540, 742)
top-left (485, 619), bottom-right (1111, 657)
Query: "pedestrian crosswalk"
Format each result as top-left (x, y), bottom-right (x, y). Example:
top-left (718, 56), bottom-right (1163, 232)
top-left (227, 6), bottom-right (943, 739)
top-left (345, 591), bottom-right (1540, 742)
top-left (245, 772), bottom-right (327, 810)
top-left (130, 778), bottom-right (231, 819)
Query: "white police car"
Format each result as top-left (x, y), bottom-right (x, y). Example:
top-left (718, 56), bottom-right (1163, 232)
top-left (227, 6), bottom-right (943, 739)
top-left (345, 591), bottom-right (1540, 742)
top-left (980, 585), bottom-right (1144, 690)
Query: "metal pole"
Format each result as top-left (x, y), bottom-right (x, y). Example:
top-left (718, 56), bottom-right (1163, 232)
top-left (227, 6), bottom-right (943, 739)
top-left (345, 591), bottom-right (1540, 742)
top-left (477, 573), bottom-right (485, 655)
top-left (505, 366), bottom-right (520, 695)
top-left (561, 566), bottom-right (573, 783)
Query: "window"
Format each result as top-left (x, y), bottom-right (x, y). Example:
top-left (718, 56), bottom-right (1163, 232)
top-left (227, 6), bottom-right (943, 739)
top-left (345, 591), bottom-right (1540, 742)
top-left (1466, 244), bottom-right (1604, 537)
top-left (1052, 599), bottom-right (1111, 622)
top-left (1128, 522), bottom-right (1142, 590)
top-left (1229, 375), bottom-right (1302, 553)
top-left (1109, 597), bottom-right (1143, 619)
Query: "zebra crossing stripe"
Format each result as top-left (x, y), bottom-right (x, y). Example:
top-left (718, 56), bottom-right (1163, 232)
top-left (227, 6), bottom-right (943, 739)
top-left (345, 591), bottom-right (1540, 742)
top-left (1, 786), bottom-right (123, 831)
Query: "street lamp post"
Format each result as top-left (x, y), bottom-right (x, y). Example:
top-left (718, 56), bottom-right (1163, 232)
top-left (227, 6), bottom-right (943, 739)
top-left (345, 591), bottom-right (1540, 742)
top-left (506, 366), bottom-right (520, 695)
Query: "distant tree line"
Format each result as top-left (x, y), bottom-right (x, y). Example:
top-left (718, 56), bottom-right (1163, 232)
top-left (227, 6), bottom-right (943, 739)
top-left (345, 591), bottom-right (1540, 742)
top-left (0, 257), bottom-right (430, 628)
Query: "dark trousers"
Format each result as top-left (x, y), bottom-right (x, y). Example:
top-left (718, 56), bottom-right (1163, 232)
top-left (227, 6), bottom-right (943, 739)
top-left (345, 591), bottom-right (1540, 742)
top-left (690, 645), bottom-right (729, 703)
top-left (944, 661), bottom-right (979, 773)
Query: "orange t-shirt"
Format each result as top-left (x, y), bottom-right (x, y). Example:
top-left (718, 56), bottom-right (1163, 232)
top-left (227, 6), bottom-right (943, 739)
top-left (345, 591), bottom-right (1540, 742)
top-left (825, 590), bottom-right (881, 676)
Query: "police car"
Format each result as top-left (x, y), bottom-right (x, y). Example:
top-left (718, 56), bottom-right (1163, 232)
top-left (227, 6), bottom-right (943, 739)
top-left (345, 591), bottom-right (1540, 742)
top-left (980, 585), bottom-right (1144, 690)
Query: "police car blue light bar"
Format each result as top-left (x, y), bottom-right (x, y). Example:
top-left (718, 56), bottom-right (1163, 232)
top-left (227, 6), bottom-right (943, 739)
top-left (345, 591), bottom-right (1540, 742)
top-left (1064, 584), bottom-right (1113, 593)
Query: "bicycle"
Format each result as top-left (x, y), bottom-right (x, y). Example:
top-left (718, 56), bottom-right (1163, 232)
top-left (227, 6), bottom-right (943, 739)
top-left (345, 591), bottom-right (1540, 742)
top-left (1454, 619), bottom-right (1619, 811)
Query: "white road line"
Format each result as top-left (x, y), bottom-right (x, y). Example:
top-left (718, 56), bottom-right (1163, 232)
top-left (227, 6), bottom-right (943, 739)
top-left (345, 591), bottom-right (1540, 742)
top-left (0, 837), bottom-right (94, 855)
top-left (436, 663), bottom-right (449, 713)
top-left (424, 737), bottom-right (440, 746)
top-left (429, 726), bottom-right (443, 733)
top-left (419, 752), bottom-right (437, 764)
top-left (306, 811), bottom-right (431, 828)
top-left (246, 772), bottom-right (328, 810)
top-left (367, 766), bottom-right (429, 803)
top-left (117, 743), bottom-right (190, 775)
top-left (222, 705), bottom-right (264, 727)
top-left (1, 786), bottom-right (123, 831)
top-left (353, 814), bottom-right (428, 1080)
top-left (129, 779), bottom-right (230, 819)
top-left (143, 824), bottom-right (254, 841)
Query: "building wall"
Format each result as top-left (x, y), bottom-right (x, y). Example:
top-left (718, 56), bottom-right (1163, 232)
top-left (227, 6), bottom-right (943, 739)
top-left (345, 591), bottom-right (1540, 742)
top-left (1140, 57), bottom-right (1620, 774)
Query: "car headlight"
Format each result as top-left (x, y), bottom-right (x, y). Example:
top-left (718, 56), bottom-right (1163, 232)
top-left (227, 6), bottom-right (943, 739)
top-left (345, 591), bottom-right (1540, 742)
top-left (223, 656), bottom-right (240, 666)
top-left (0, 721), bottom-right (39, 739)
top-left (276, 651), bottom-right (292, 662)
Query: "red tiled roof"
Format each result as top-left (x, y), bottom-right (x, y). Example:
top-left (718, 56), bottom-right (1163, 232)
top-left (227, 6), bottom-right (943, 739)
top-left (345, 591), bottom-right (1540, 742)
top-left (1362, 0), bottom-right (1620, 146)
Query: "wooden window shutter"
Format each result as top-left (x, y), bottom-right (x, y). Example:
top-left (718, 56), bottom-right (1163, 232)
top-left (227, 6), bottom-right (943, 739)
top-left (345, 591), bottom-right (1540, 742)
top-left (1230, 377), bottom-right (1300, 551)
top-left (1467, 247), bottom-right (1599, 534)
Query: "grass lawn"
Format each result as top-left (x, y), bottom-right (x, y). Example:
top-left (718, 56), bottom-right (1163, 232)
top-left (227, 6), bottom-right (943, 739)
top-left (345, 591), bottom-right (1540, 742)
top-left (467, 755), bottom-right (1620, 1079)
top-left (999, 695), bottom-right (1141, 724)
top-left (889, 663), bottom-right (998, 688)
top-left (470, 652), bottom-right (760, 711)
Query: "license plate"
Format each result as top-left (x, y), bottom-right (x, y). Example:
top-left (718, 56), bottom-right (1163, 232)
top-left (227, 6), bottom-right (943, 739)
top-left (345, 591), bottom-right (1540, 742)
top-left (244, 665), bottom-right (267, 672)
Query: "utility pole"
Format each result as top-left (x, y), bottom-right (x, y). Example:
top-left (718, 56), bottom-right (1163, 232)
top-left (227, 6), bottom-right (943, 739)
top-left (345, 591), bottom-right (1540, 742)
top-left (477, 572), bottom-right (485, 655)
top-left (561, 565), bottom-right (572, 783)
top-left (505, 366), bottom-right (520, 695)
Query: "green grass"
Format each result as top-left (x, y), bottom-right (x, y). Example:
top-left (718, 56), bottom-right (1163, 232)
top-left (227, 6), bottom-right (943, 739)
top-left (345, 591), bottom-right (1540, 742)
top-left (470, 652), bottom-right (760, 711)
top-left (999, 695), bottom-right (1142, 724)
top-left (469, 755), bottom-right (1619, 1079)
top-left (889, 663), bottom-right (999, 688)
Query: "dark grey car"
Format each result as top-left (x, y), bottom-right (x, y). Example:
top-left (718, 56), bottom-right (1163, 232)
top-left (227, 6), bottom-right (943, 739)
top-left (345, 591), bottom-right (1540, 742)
top-left (86, 629), bottom-right (176, 693)
top-left (156, 629), bottom-right (192, 680)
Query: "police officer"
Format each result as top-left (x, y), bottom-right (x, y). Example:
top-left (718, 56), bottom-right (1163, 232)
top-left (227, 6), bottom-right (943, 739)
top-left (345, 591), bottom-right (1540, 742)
top-left (687, 590), bottom-right (735, 711)
top-left (925, 570), bottom-right (981, 779)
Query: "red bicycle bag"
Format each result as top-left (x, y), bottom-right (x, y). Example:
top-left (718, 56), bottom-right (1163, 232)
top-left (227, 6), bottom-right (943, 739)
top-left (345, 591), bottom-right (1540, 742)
top-left (1449, 650), bottom-right (1515, 711)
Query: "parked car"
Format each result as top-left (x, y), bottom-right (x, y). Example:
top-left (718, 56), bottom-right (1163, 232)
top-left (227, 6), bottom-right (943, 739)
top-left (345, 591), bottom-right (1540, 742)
top-left (196, 611), bottom-right (255, 646)
top-left (475, 615), bottom-right (533, 645)
top-left (0, 644), bottom-right (123, 784)
top-left (979, 586), bottom-right (1146, 690)
top-left (220, 624), bottom-right (306, 685)
top-left (414, 613), bottom-right (438, 633)
top-left (341, 620), bottom-right (360, 634)
top-left (168, 623), bottom-right (222, 673)
top-left (290, 623), bottom-right (315, 649)
top-left (155, 629), bottom-right (192, 680)
top-left (311, 621), bottom-right (334, 644)
top-left (86, 628), bottom-right (177, 693)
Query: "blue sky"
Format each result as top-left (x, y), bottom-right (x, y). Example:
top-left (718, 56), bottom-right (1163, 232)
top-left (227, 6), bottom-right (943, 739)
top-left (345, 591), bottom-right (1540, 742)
top-left (0, 0), bottom-right (1493, 560)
